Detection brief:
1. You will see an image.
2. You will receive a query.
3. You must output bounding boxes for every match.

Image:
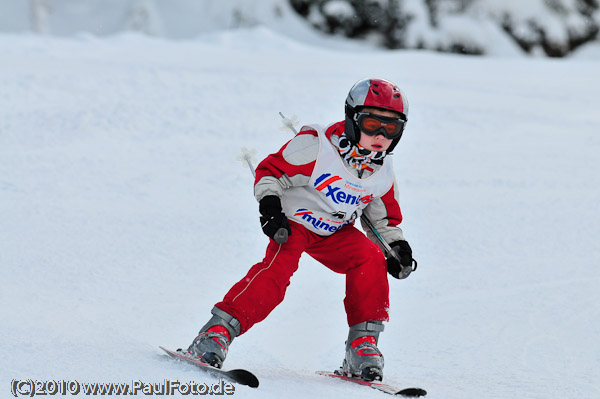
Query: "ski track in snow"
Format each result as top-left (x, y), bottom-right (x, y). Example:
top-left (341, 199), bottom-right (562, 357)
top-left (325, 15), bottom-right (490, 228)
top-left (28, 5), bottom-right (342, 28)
top-left (1, 28), bottom-right (599, 398)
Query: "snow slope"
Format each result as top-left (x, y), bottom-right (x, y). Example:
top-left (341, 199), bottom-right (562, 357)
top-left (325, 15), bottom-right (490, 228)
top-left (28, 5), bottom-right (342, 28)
top-left (1, 28), bottom-right (599, 398)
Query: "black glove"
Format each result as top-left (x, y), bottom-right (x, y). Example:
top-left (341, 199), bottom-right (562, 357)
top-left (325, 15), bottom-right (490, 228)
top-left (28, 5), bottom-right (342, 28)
top-left (259, 195), bottom-right (291, 243)
top-left (386, 240), bottom-right (416, 279)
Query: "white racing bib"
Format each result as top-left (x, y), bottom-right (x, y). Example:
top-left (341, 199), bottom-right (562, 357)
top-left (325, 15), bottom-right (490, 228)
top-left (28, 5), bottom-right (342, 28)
top-left (281, 125), bottom-right (395, 236)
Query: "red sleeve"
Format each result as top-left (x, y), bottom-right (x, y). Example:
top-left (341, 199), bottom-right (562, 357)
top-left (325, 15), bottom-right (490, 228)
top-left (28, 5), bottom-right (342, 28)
top-left (380, 184), bottom-right (403, 226)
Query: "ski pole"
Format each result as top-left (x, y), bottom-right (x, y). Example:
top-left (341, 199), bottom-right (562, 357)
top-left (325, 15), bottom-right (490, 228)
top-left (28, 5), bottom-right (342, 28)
top-left (277, 113), bottom-right (415, 278)
top-left (360, 212), bottom-right (416, 279)
top-left (238, 148), bottom-right (289, 244)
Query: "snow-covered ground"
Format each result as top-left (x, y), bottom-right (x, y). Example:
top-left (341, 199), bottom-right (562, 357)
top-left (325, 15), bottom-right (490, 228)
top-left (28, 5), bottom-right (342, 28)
top-left (1, 27), bottom-right (599, 398)
top-left (4, 0), bottom-right (600, 58)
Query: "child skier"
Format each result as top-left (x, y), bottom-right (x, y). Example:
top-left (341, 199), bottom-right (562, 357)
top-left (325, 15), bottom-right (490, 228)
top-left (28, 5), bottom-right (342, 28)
top-left (187, 78), bottom-right (416, 382)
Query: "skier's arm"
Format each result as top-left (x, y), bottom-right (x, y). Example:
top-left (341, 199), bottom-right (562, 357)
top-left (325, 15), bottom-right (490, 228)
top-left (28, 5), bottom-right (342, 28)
top-left (361, 182), bottom-right (406, 247)
top-left (363, 181), bottom-right (417, 278)
top-left (254, 129), bottom-right (319, 201)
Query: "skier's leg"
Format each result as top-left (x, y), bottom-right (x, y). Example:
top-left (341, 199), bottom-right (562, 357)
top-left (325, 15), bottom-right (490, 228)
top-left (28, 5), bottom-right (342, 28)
top-left (188, 222), bottom-right (314, 366)
top-left (215, 222), bottom-right (311, 333)
top-left (307, 225), bottom-right (390, 326)
top-left (307, 225), bottom-right (389, 380)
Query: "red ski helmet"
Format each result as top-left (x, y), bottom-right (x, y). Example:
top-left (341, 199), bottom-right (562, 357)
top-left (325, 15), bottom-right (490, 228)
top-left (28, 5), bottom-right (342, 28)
top-left (344, 78), bottom-right (409, 153)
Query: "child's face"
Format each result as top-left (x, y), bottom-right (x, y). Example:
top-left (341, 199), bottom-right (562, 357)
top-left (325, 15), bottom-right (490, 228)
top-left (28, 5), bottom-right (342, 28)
top-left (357, 108), bottom-right (399, 152)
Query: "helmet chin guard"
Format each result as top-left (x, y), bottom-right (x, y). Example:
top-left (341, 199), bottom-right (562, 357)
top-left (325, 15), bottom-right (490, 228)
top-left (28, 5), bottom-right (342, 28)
top-left (344, 78), bottom-right (409, 153)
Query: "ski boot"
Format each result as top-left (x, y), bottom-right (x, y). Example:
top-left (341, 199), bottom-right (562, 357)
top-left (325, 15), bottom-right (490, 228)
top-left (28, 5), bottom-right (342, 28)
top-left (340, 321), bottom-right (385, 381)
top-left (187, 307), bottom-right (241, 369)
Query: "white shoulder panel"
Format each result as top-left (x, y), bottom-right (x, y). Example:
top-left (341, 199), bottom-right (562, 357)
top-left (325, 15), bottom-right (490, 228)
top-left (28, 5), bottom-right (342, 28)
top-left (282, 134), bottom-right (320, 166)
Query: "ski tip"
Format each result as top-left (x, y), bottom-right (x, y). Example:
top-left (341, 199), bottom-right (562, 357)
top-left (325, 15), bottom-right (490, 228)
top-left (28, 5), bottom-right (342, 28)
top-left (160, 346), bottom-right (259, 389)
top-left (317, 370), bottom-right (426, 397)
top-left (159, 346), bottom-right (181, 357)
top-left (158, 346), bottom-right (171, 355)
top-left (228, 369), bottom-right (260, 388)
top-left (397, 387), bottom-right (427, 397)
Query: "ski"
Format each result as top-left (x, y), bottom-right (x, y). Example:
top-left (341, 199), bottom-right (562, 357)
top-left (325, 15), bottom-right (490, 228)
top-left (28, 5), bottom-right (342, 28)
top-left (159, 346), bottom-right (259, 388)
top-left (317, 370), bottom-right (426, 397)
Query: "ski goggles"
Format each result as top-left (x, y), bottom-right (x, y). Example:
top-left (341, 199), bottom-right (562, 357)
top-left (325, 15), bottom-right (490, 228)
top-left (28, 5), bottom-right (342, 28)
top-left (355, 112), bottom-right (406, 140)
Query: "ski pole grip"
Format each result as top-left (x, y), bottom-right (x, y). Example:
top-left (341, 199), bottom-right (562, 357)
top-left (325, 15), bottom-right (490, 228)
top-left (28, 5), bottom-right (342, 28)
top-left (273, 228), bottom-right (289, 244)
top-left (399, 265), bottom-right (412, 280)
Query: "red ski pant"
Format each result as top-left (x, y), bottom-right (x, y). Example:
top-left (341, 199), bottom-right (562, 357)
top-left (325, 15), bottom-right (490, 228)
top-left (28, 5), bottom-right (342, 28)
top-left (215, 221), bottom-right (390, 335)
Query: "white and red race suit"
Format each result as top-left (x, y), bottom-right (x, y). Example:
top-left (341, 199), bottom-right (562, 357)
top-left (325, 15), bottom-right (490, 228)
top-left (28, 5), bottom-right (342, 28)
top-left (215, 121), bottom-right (407, 334)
